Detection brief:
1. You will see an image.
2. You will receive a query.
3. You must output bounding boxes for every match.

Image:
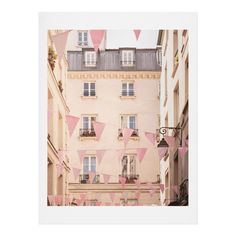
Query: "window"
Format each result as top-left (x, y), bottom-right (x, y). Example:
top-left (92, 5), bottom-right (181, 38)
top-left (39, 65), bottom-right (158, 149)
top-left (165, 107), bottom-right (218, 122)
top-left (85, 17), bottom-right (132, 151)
top-left (173, 30), bottom-right (179, 71)
top-left (85, 51), bottom-right (96, 67)
top-left (120, 115), bottom-right (136, 129)
top-left (174, 84), bottom-right (179, 127)
top-left (122, 50), bottom-right (134, 66)
top-left (80, 115), bottom-right (96, 137)
top-left (122, 82), bottom-right (134, 96)
top-left (81, 156), bottom-right (97, 183)
top-left (121, 155), bottom-right (137, 182)
top-left (78, 31), bottom-right (88, 46)
top-left (83, 82), bottom-right (96, 96)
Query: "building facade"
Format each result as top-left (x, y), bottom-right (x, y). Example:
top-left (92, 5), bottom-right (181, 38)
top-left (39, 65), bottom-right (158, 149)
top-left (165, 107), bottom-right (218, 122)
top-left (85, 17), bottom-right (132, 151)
top-left (47, 30), bottom-right (70, 205)
top-left (158, 30), bottom-right (189, 206)
top-left (66, 43), bottom-right (162, 206)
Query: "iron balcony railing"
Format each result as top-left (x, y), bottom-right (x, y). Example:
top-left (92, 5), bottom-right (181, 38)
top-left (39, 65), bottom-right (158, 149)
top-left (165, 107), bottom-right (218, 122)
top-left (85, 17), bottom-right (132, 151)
top-left (118, 128), bottom-right (139, 138)
top-left (79, 128), bottom-right (96, 137)
top-left (119, 174), bottom-right (139, 184)
top-left (79, 174), bottom-right (100, 184)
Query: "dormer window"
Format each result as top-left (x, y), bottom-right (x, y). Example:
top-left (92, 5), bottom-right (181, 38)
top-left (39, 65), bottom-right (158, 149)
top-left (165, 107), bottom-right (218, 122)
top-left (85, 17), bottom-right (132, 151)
top-left (122, 50), bottom-right (134, 66)
top-left (85, 51), bottom-right (96, 67)
top-left (78, 31), bottom-right (88, 46)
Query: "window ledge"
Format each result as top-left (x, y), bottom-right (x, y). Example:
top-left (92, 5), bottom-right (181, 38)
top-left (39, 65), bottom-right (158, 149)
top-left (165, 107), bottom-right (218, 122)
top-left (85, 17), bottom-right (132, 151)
top-left (79, 137), bottom-right (97, 141)
top-left (120, 96), bottom-right (136, 99)
top-left (81, 96), bottom-right (97, 99)
top-left (118, 136), bottom-right (140, 141)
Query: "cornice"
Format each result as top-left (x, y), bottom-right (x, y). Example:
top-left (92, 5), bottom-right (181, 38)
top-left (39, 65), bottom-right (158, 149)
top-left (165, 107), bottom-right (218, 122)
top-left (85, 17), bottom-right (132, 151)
top-left (67, 71), bottom-right (161, 80)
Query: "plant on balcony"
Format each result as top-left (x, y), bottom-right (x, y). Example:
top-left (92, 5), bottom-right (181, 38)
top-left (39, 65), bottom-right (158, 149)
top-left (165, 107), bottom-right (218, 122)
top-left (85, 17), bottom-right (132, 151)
top-left (58, 80), bottom-right (63, 93)
top-left (48, 46), bottom-right (57, 71)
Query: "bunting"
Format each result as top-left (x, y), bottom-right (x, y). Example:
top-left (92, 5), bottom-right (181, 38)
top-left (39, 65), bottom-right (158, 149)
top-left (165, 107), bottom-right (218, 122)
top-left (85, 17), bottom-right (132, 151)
top-left (122, 128), bottom-right (134, 147)
top-left (55, 195), bottom-right (63, 206)
top-left (96, 149), bottom-right (106, 165)
top-left (157, 147), bottom-right (168, 159)
top-left (52, 30), bottom-right (70, 61)
top-left (72, 168), bottom-right (81, 181)
top-left (119, 176), bottom-right (126, 188)
top-left (136, 148), bottom-right (147, 163)
top-left (171, 185), bottom-right (180, 195)
top-left (178, 146), bottom-right (188, 158)
top-left (144, 132), bottom-right (156, 145)
top-left (134, 179), bottom-right (141, 189)
top-left (90, 30), bottom-right (105, 52)
top-left (66, 115), bottom-right (80, 137)
top-left (77, 150), bottom-right (86, 163)
top-left (164, 135), bottom-right (176, 147)
top-left (88, 171), bottom-right (96, 183)
top-left (92, 121), bottom-right (105, 140)
top-left (160, 184), bottom-right (165, 193)
top-left (133, 30), bottom-right (141, 40)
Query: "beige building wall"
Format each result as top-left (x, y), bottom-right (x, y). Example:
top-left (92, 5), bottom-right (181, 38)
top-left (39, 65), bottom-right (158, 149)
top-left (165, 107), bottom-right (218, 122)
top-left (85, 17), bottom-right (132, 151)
top-left (66, 71), bottom-right (161, 205)
top-left (159, 30), bottom-right (189, 205)
top-left (47, 30), bottom-right (70, 205)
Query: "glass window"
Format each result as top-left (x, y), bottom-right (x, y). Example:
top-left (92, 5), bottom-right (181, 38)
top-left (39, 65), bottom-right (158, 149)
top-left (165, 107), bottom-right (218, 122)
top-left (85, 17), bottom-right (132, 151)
top-left (129, 116), bottom-right (136, 129)
top-left (122, 82), bottom-right (134, 96)
top-left (83, 82), bottom-right (96, 96)
top-left (121, 115), bottom-right (136, 129)
top-left (83, 157), bottom-right (89, 174)
top-left (122, 50), bottom-right (134, 66)
top-left (78, 31), bottom-right (88, 46)
top-left (121, 155), bottom-right (136, 176)
top-left (82, 116), bottom-right (96, 129)
top-left (85, 51), bottom-right (96, 67)
top-left (83, 156), bottom-right (96, 174)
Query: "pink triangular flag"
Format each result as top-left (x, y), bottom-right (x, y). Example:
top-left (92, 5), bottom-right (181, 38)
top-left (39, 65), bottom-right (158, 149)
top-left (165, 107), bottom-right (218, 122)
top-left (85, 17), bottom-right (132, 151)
top-left (58, 150), bottom-right (65, 164)
top-left (52, 30), bottom-right (70, 61)
top-left (164, 135), bottom-right (175, 147)
top-left (72, 167), bottom-right (81, 181)
top-left (144, 132), bottom-right (156, 145)
top-left (160, 184), bottom-right (165, 193)
top-left (171, 185), bottom-right (179, 195)
top-left (103, 174), bottom-right (110, 184)
top-left (48, 195), bottom-right (54, 205)
top-left (136, 148), bottom-right (147, 163)
top-left (122, 128), bottom-right (134, 147)
top-left (134, 179), bottom-right (141, 188)
top-left (109, 192), bottom-right (115, 202)
top-left (92, 121), bottom-right (105, 140)
top-left (55, 195), bottom-right (63, 206)
top-left (157, 147), bottom-right (168, 159)
top-left (133, 30), bottom-right (141, 40)
top-left (119, 176), bottom-right (126, 188)
top-left (88, 171), bottom-right (96, 183)
top-left (116, 149), bottom-right (125, 163)
top-left (90, 30), bottom-right (105, 52)
top-left (56, 164), bottom-right (63, 177)
top-left (178, 146), bottom-right (188, 158)
top-left (66, 115), bottom-right (80, 137)
top-left (77, 150), bottom-right (86, 163)
top-left (96, 149), bottom-right (106, 165)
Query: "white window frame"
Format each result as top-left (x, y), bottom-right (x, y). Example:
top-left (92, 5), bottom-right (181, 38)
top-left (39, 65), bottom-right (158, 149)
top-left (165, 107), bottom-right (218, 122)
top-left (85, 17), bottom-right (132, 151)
top-left (122, 82), bottom-right (134, 96)
top-left (78, 31), bottom-right (88, 46)
top-left (83, 82), bottom-right (96, 96)
top-left (82, 115), bottom-right (96, 129)
top-left (121, 154), bottom-right (137, 176)
top-left (120, 115), bottom-right (136, 129)
top-left (122, 50), bottom-right (134, 66)
top-left (83, 156), bottom-right (96, 174)
top-left (85, 51), bottom-right (96, 67)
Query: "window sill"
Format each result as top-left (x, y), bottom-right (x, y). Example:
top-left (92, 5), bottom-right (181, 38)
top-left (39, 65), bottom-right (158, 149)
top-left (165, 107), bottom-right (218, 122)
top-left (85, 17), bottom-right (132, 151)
top-left (120, 96), bottom-right (136, 99)
top-left (79, 136), bottom-right (97, 141)
top-left (118, 136), bottom-right (140, 141)
top-left (81, 96), bottom-right (97, 99)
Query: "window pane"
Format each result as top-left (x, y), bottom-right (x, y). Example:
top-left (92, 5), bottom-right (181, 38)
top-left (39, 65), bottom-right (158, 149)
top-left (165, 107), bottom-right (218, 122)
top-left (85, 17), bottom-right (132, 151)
top-left (84, 83), bottom-right (89, 89)
top-left (91, 157), bottom-right (96, 172)
top-left (121, 156), bottom-right (128, 176)
top-left (83, 117), bottom-right (89, 129)
top-left (84, 32), bottom-right (88, 41)
top-left (90, 83), bottom-right (95, 89)
top-left (129, 116), bottom-right (135, 129)
top-left (128, 83), bottom-right (134, 95)
top-left (129, 156), bottom-right (136, 175)
top-left (83, 157), bottom-right (89, 174)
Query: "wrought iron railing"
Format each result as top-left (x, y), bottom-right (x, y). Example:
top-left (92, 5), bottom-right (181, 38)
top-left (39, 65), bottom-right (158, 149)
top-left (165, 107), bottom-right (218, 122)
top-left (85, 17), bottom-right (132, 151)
top-left (119, 174), bottom-right (139, 184)
top-left (79, 174), bottom-right (100, 184)
top-left (79, 128), bottom-right (96, 137)
top-left (118, 129), bottom-right (139, 138)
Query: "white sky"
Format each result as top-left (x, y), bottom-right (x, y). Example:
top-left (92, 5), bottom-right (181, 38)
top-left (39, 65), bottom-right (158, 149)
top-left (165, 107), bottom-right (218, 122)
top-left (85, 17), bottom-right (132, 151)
top-left (106, 30), bottom-right (158, 49)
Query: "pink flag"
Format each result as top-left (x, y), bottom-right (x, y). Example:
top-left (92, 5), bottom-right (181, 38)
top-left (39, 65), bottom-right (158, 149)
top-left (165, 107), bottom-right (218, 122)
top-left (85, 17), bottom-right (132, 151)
top-left (178, 146), bottom-right (188, 158)
top-left (171, 185), bottom-right (179, 195)
top-left (122, 128), bottom-right (134, 147)
top-left (119, 176), bottom-right (126, 188)
top-left (116, 149), bottom-right (125, 163)
top-left (134, 30), bottom-right (141, 40)
top-left (48, 195), bottom-right (54, 205)
top-left (96, 149), bottom-right (106, 165)
top-left (52, 30), bottom-right (70, 61)
top-left (66, 115), bottom-right (80, 137)
top-left (144, 132), bottom-right (156, 145)
top-left (134, 179), bottom-right (141, 189)
top-left (136, 148), bottom-right (147, 163)
top-left (157, 147), bottom-right (168, 159)
top-left (90, 30), bottom-right (105, 52)
top-left (92, 121), bottom-right (105, 140)
top-left (160, 184), bottom-right (165, 193)
top-left (77, 150), bottom-right (86, 163)
top-left (56, 164), bottom-right (63, 177)
top-left (72, 167), bottom-right (81, 181)
top-left (58, 150), bottom-right (65, 164)
top-left (88, 171), bottom-right (96, 183)
top-left (55, 195), bottom-right (62, 206)
top-left (103, 174), bottom-right (111, 184)
top-left (164, 135), bottom-right (175, 147)
top-left (109, 192), bottom-right (115, 202)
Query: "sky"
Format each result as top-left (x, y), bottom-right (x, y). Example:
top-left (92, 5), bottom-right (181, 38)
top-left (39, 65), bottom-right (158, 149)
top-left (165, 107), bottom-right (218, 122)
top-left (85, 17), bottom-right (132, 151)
top-left (106, 30), bottom-right (159, 49)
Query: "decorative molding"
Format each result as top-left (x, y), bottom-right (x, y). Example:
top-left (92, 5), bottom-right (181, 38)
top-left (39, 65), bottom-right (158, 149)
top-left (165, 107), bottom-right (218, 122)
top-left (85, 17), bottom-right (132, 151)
top-left (67, 71), bottom-right (161, 80)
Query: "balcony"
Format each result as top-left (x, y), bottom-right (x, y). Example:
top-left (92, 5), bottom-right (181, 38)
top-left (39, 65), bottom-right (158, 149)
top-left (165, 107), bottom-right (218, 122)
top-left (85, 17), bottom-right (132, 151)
top-left (119, 174), bottom-right (139, 184)
top-left (79, 174), bottom-right (100, 184)
top-left (79, 128), bottom-right (96, 137)
top-left (118, 129), bottom-right (139, 138)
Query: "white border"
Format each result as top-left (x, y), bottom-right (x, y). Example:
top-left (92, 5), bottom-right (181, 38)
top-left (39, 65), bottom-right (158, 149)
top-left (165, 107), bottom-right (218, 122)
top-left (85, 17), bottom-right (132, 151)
top-left (39, 12), bottom-right (197, 224)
